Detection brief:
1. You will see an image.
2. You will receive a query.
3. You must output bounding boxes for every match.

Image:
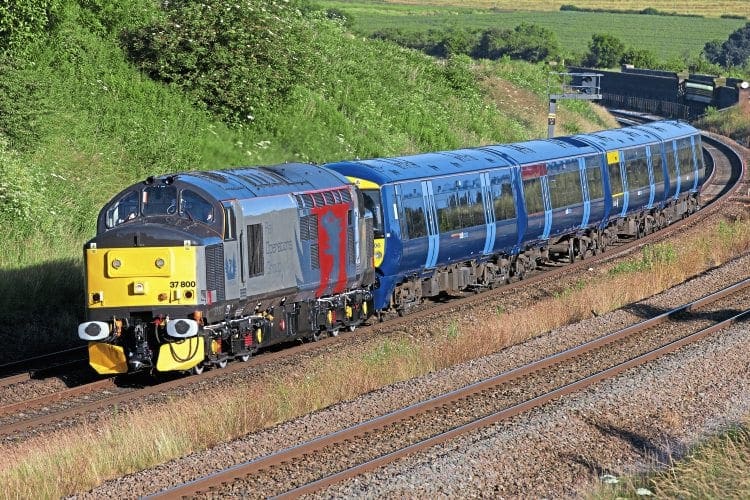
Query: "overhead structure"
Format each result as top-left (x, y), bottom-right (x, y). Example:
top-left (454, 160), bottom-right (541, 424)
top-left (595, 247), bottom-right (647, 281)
top-left (547, 72), bottom-right (602, 138)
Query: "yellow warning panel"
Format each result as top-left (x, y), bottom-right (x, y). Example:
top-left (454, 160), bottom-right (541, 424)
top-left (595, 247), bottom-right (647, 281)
top-left (156, 337), bottom-right (205, 372)
top-left (345, 176), bottom-right (380, 190)
top-left (607, 150), bottom-right (620, 164)
top-left (88, 342), bottom-right (128, 375)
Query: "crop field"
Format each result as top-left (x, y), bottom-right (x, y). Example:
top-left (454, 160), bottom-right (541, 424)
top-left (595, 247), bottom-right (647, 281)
top-left (349, 0), bottom-right (749, 18)
top-left (321, 1), bottom-right (747, 61)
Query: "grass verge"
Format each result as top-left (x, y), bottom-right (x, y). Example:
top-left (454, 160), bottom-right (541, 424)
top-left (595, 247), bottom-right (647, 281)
top-left (592, 420), bottom-right (750, 498)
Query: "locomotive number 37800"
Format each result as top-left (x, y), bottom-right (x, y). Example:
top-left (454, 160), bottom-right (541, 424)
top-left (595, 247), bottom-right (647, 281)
top-left (170, 280), bottom-right (196, 288)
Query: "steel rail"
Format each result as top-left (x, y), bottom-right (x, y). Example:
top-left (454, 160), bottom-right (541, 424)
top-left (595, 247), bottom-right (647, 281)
top-left (149, 277), bottom-right (750, 499)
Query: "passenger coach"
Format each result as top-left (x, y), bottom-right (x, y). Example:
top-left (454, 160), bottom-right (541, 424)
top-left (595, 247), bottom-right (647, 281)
top-left (326, 120), bottom-right (704, 315)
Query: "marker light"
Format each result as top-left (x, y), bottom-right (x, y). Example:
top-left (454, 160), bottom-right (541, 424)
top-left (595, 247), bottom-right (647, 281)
top-left (111, 259), bottom-right (122, 269)
top-left (155, 258), bottom-right (165, 268)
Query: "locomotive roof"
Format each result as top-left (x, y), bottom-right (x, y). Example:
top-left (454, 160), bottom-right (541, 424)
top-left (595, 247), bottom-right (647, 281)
top-left (157, 163), bottom-right (350, 200)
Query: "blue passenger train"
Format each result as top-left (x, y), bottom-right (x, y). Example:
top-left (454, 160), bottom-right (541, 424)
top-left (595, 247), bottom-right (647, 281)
top-left (326, 120), bottom-right (704, 313)
top-left (79, 120), bottom-right (704, 374)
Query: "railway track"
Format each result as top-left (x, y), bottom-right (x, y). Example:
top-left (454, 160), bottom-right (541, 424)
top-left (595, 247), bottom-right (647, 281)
top-left (0, 129), bottom-right (744, 444)
top-left (0, 346), bottom-right (88, 388)
top-left (149, 277), bottom-right (750, 498)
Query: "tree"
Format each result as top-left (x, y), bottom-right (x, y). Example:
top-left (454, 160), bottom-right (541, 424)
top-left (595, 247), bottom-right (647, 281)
top-left (702, 39), bottom-right (723, 65)
top-left (121, 0), bottom-right (314, 125)
top-left (583, 33), bottom-right (625, 68)
top-left (620, 47), bottom-right (658, 68)
top-left (474, 23), bottom-right (558, 62)
top-left (703, 22), bottom-right (750, 68)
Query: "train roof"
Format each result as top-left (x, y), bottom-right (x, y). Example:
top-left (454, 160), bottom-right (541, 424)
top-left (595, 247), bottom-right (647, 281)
top-left (153, 163), bottom-right (350, 200)
top-left (574, 120), bottom-right (699, 149)
top-left (325, 121), bottom-right (700, 186)
top-left (325, 136), bottom-right (602, 185)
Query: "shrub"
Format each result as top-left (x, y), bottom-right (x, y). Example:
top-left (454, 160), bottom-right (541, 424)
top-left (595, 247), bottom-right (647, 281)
top-left (0, 0), bottom-right (62, 56)
top-left (121, 0), bottom-right (316, 126)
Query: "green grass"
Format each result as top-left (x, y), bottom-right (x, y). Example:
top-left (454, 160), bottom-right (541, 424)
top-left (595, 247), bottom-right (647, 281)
top-left (317, 0), bottom-right (746, 62)
top-left (608, 243), bottom-right (679, 276)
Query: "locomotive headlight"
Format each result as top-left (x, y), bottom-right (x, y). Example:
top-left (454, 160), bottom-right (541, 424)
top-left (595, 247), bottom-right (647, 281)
top-left (111, 259), bottom-right (122, 269)
top-left (375, 250), bottom-right (383, 260)
top-left (166, 318), bottom-right (199, 338)
top-left (78, 321), bottom-right (110, 341)
top-left (155, 258), bottom-right (165, 269)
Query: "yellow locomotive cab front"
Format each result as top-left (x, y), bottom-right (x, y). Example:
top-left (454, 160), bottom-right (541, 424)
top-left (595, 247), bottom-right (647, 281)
top-left (85, 245), bottom-right (198, 309)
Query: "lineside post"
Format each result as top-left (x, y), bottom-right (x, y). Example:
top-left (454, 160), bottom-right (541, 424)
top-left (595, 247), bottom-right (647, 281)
top-left (548, 72), bottom-right (602, 138)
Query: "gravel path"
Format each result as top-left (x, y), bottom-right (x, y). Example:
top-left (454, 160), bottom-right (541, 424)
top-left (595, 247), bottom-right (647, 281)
top-left (77, 246), bottom-right (750, 498)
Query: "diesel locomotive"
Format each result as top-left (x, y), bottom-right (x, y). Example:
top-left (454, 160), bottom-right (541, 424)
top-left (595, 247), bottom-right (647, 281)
top-left (79, 120), bottom-right (705, 375)
top-left (78, 164), bottom-right (374, 374)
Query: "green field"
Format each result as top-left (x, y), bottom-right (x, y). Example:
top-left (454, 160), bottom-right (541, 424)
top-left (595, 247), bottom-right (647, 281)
top-left (361, 0), bottom-right (750, 18)
top-left (318, 1), bottom-right (746, 61)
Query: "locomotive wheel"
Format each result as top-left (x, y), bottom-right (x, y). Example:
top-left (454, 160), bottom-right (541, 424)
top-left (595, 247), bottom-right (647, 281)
top-left (192, 364), bottom-right (205, 375)
top-left (238, 353), bottom-right (251, 362)
top-left (348, 324), bottom-right (357, 332)
top-left (217, 358), bottom-right (228, 369)
top-left (330, 328), bottom-right (340, 337)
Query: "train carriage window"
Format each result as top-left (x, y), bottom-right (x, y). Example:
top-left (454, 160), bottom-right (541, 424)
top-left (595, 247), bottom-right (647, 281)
top-left (398, 184), bottom-right (427, 239)
top-left (584, 155), bottom-right (604, 200)
top-left (548, 162), bottom-right (583, 209)
top-left (665, 140), bottom-right (678, 186)
top-left (247, 223), bottom-right (264, 277)
top-left (523, 177), bottom-right (544, 215)
top-left (142, 185), bottom-right (177, 216)
top-left (433, 175), bottom-right (485, 231)
top-left (623, 147), bottom-right (650, 190)
top-left (490, 174), bottom-right (516, 221)
top-left (106, 190), bottom-right (139, 228)
top-left (695, 136), bottom-right (706, 181)
top-left (677, 138), bottom-right (694, 188)
top-left (649, 144), bottom-right (664, 187)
